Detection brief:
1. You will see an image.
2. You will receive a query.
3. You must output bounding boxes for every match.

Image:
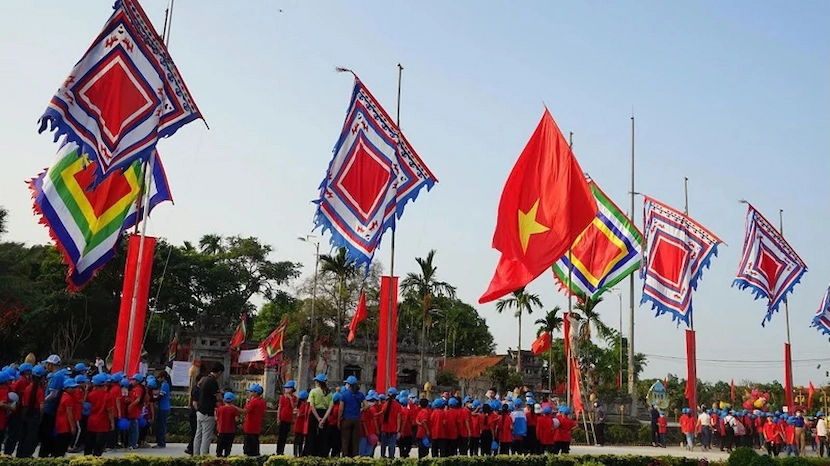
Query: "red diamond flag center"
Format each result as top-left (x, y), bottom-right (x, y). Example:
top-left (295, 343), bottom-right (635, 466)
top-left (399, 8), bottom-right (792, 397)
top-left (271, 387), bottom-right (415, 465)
top-left (313, 72), bottom-right (436, 268)
top-left (733, 203), bottom-right (807, 326)
top-left (37, 0), bottom-right (203, 180)
top-left (640, 196), bottom-right (723, 326)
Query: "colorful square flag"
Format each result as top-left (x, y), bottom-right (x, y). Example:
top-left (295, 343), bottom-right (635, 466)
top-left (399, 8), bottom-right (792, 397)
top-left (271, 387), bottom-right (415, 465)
top-left (733, 203), bottom-right (807, 326)
top-left (261, 318), bottom-right (288, 366)
top-left (640, 196), bottom-right (723, 326)
top-left (29, 141), bottom-right (172, 290)
top-left (314, 71), bottom-right (436, 268)
top-left (552, 177), bottom-right (643, 299)
top-left (811, 285), bottom-right (830, 337)
top-left (38, 0), bottom-right (203, 179)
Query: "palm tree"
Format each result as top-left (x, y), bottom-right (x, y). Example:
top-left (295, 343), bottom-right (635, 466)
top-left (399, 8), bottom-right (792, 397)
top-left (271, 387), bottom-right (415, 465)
top-left (0, 206), bottom-right (7, 236)
top-left (535, 306), bottom-right (564, 389)
top-left (198, 234), bottom-right (224, 255)
top-left (572, 292), bottom-right (613, 343)
top-left (319, 247), bottom-right (359, 380)
top-left (495, 288), bottom-right (542, 374)
top-left (400, 250), bottom-right (456, 386)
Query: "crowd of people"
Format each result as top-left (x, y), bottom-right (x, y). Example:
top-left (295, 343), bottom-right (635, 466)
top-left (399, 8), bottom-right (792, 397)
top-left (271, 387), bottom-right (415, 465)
top-left (187, 364), bottom-right (581, 458)
top-left (654, 404), bottom-right (829, 457)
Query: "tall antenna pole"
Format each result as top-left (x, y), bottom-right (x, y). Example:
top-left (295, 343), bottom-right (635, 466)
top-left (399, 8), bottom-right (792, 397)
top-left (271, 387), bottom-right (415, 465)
top-left (124, 0), bottom-right (175, 374)
top-left (627, 115), bottom-right (636, 416)
top-left (566, 131), bottom-right (573, 408)
top-left (385, 63), bottom-right (403, 391)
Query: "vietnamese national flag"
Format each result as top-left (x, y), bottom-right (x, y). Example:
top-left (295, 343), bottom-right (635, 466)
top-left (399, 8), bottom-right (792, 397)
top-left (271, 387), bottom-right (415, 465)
top-left (531, 332), bottom-right (552, 355)
top-left (348, 290), bottom-right (368, 343)
top-left (479, 256), bottom-right (541, 304)
top-left (481, 109), bottom-right (597, 303)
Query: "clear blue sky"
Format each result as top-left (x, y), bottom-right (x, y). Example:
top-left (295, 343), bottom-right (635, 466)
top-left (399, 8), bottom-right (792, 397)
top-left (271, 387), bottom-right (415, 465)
top-left (1, 0), bottom-right (828, 385)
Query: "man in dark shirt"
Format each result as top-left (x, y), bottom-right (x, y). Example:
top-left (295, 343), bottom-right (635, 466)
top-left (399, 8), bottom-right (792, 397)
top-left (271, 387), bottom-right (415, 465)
top-left (193, 363), bottom-right (223, 456)
top-left (184, 375), bottom-right (203, 455)
top-left (650, 403), bottom-right (660, 447)
top-left (594, 400), bottom-right (606, 446)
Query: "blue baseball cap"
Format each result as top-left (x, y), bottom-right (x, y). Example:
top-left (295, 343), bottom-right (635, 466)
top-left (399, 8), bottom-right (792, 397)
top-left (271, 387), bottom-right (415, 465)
top-left (247, 384), bottom-right (264, 395)
top-left (223, 392), bottom-right (235, 402)
top-left (345, 375), bottom-right (358, 385)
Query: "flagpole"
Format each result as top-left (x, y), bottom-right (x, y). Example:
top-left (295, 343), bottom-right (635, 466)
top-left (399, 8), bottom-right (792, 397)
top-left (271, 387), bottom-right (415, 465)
top-left (627, 114), bottom-right (636, 417)
top-left (684, 176), bottom-right (697, 410)
top-left (780, 209), bottom-right (794, 412)
top-left (384, 63), bottom-right (403, 391)
top-left (566, 131), bottom-right (573, 408)
top-left (779, 210), bottom-right (792, 347)
top-left (124, 0), bottom-right (174, 374)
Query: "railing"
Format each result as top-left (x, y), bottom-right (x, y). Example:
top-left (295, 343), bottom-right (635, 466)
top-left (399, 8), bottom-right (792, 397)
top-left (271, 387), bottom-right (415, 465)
top-left (229, 374), bottom-right (265, 393)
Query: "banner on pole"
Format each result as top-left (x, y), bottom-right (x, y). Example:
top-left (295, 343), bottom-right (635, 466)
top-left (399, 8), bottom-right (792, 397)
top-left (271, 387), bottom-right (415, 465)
top-left (111, 234), bottom-right (156, 375)
top-left (376, 276), bottom-right (398, 393)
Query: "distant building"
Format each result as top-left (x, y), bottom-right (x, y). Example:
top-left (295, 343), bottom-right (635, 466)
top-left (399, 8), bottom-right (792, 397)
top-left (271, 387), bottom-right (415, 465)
top-left (441, 350), bottom-right (545, 398)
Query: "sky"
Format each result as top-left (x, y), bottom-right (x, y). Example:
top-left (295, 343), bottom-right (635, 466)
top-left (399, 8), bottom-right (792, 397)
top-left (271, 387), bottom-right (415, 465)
top-left (1, 0), bottom-right (828, 385)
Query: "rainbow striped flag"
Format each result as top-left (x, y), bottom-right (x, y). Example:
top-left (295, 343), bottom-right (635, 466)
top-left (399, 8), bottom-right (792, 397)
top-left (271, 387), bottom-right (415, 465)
top-left (29, 141), bottom-right (172, 290)
top-left (552, 178), bottom-right (643, 299)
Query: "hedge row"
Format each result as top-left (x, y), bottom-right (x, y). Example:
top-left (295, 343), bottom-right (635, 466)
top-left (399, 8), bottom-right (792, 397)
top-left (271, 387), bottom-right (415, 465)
top-left (6, 450), bottom-right (830, 466)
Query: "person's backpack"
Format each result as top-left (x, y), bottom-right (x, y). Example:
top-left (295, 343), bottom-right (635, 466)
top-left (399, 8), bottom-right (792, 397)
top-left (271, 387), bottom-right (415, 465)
top-left (733, 418), bottom-right (747, 436)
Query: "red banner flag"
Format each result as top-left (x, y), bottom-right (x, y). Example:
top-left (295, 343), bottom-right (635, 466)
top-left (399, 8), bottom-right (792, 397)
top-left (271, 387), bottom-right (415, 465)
top-left (112, 234), bottom-right (156, 375)
top-left (261, 317), bottom-right (288, 366)
top-left (348, 290), bottom-right (368, 343)
top-left (531, 332), bottom-right (551, 355)
top-left (481, 109), bottom-right (597, 303)
top-left (230, 314), bottom-right (248, 350)
top-left (570, 358), bottom-right (584, 414)
top-left (685, 329), bottom-right (698, 409)
top-left (808, 381), bottom-right (815, 409)
top-left (376, 276), bottom-right (398, 393)
top-left (730, 379), bottom-right (735, 403)
top-left (785, 343), bottom-right (794, 412)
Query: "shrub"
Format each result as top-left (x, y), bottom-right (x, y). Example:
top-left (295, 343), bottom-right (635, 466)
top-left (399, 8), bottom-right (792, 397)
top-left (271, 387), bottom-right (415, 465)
top-left (728, 447), bottom-right (759, 466)
top-left (607, 425), bottom-right (635, 445)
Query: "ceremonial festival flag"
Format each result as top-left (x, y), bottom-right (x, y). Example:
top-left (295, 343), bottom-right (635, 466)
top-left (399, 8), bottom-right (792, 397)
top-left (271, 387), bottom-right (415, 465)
top-left (808, 382), bottom-right (815, 409)
top-left (347, 289), bottom-right (368, 343)
top-left (29, 141), bottom-right (172, 290)
top-left (640, 196), bottom-right (723, 326)
top-left (167, 335), bottom-right (177, 363)
top-left (480, 110), bottom-right (597, 303)
top-left (531, 332), bottom-right (551, 356)
top-left (261, 318), bottom-right (288, 366)
top-left (552, 177), bottom-right (643, 299)
top-left (38, 0), bottom-right (203, 179)
top-left (230, 314), bottom-right (248, 350)
top-left (313, 71), bottom-right (436, 269)
top-left (376, 276), bottom-right (399, 393)
top-left (733, 203), bottom-right (807, 326)
top-left (811, 285), bottom-right (830, 336)
top-left (111, 234), bottom-right (156, 374)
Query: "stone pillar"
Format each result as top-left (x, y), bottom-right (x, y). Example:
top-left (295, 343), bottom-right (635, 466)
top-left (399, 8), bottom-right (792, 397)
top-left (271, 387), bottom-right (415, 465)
top-left (297, 335), bottom-right (311, 392)
top-left (264, 366), bottom-right (278, 400)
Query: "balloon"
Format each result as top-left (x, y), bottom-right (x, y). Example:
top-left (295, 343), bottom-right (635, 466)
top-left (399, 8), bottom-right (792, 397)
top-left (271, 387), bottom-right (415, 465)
top-left (117, 418), bottom-right (129, 431)
top-left (754, 399), bottom-right (765, 408)
top-left (743, 400), bottom-right (753, 410)
top-left (764, 393), bottom-right (771, 400)
top-left (138, 417), bottom-right (148, 428)
top-left (719, 401), bottom-right (729, 410)
top-left (751, 388), bottom-right (760, 398)
top-left (552, 418), bottom-right (561, 429)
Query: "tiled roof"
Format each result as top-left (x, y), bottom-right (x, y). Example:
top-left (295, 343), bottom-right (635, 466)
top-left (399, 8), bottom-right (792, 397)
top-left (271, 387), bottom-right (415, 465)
top-left (442, 355), bottom-right (506, 380)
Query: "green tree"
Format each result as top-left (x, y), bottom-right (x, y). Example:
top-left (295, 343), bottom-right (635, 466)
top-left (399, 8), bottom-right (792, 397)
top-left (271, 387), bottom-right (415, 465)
top-left (433, 298), bottom-right (496, 359)
top-left (0, 206), bottom-right (6, 237)
top-left (400, 250), bottom-right (456, 385)
top-left (251, 293), bottom-right (299, 341)
top-left (495, 288), bottom-right (542, 375)
top-left (318, 247), bottom-right (359, 380)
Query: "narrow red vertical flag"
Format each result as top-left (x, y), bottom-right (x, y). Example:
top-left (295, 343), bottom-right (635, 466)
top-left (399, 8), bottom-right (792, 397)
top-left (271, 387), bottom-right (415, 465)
top-left (348, 290), bottom-right (367, 343)
top-left (376, 276), bottom-right (398, 393)
top-left (112, 234), bottom-right (156, 375)
top-left (230, 314), bottom-right (248, 350)
top-left (784, 343), bottom-right (794, 411)
top-left (570, 358), bottom-right (584, 414)
top-left (730, 379), bottom-right (735, 403)
top-left (808, 381), bottom-right (815, 409)
top-left (685, 329), bottom-right (697, 410)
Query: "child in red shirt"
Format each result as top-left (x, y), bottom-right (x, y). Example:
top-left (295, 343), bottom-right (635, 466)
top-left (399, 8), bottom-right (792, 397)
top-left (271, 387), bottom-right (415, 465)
top-left (328, 392), bottom-right (342, 457)
top-left (215, 392), bottom-right (238, 457)
top-left (553, 407), bottom-right (576, 454)
top-left (469, 402), bottom-right (482, 455)
top-left (658, 411), bottom-right (668, 447)
top-left (359, 393), bottom-right (380, 457)
top-left (480, 404), bottom-right (498, 456)
top-left (444, 399), bottom-right (461, 456)
top-left (293, 391), bottom-right (310, 457)
top-left (54, 379), bottom-right (79, 457)
top-left (84, 374), bottom-right (114, 456)
top-left (429, 399), bottom-right (447, 457)
top-left (242, 384), bottom-right (267, 457)
top-left (276, 380), bottom-right (297, 455)
top-left (536, 406), bottom-right (555, 453)
top-left (414, 399), bottom-right (431, 459)
top-left (498, 404), bottom-right (514, 455)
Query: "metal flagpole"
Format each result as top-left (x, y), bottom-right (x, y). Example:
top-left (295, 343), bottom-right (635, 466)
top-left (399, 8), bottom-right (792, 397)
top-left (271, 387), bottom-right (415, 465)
top-left (384, 63), bottom-right (403, 391)
top-left (566, 132), bottom-right (573, 407)
top-left (779, 210), bottom-right (792, 347)
top-left (684, 177), bottom-right (697, 410)
top-left (684, 177), bottom-right (691, 330)
top-left (124, 0), bottom-right (175, 374)
top-left (627, 114), bottom-right (636, 417)
top-left (780, 209), bottom-right (794, 412)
